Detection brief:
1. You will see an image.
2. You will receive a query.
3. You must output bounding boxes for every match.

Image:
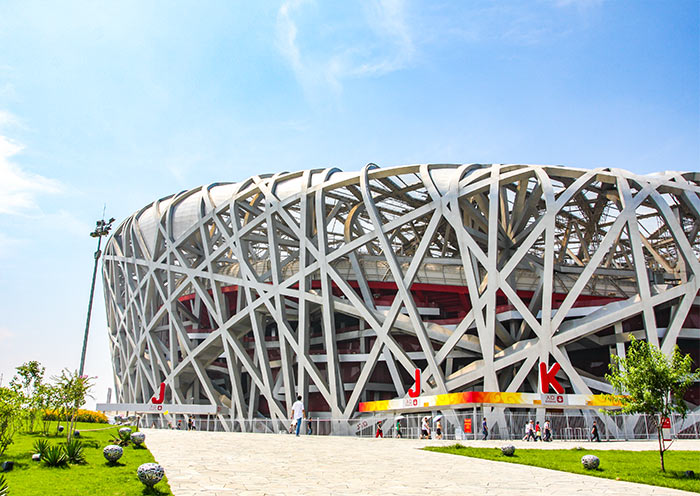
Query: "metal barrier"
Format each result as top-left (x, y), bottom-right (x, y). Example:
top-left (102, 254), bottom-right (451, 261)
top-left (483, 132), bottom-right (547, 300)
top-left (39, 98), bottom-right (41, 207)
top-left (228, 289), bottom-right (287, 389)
top-left (147, 410), bottom-right (700, 440)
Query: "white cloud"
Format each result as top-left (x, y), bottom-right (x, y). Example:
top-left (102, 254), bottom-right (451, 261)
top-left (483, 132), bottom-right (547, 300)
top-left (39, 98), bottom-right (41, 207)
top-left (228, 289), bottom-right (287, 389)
top-left (276, 0), bottom-right (415, 96)
top-left (0, 130), bottom-right (62, 215)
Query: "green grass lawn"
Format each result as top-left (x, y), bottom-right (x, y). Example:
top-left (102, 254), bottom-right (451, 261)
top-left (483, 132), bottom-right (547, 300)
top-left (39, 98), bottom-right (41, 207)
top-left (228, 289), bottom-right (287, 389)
top-left (0, 422), bottom-right (173, 496)
top-left (424, 444), bottom-right (700, 493)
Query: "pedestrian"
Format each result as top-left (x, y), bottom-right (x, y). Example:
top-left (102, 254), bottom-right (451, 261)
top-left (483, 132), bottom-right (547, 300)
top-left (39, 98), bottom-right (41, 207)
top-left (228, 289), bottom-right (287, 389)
top-left (176, 420), bottom-right (182, 430)
top-left (290, 395), bottom-right (305, 436)
top-left (306, 417), bottom-right (313, 435)
top-left (535, 421), bottom-right (541, 441)
top-left (524, 420), bottom-right (535, 441)
top-left (435, 419), bottom-right (443, 440)
top-left (395, 419), bottom-right (402, 438)
top-left (543, 419), bottom-right (552, 442)
top-left (187, 418), bottom-right (193, 431)
top-left (421, 417), bottom-right (430, 439)
top-left (376, 420), bottom-right (383, 438)
top-left (590, 421), bottom-right (600, 442)
top-left (482, 417), bottom-right (488, 440)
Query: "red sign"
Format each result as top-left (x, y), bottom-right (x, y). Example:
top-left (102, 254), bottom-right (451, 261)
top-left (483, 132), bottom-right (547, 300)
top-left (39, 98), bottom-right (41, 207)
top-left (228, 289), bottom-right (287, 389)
top-left (464, 418), bottom-right (472, 434)
top-left (661, 417), bottom-right (671, 441)
top-left (539, 362), bottom-right (564, 394)
top-left (151, 382), bottom-right (166, 404)
top-left (408, 369), bottom-right (421, 398)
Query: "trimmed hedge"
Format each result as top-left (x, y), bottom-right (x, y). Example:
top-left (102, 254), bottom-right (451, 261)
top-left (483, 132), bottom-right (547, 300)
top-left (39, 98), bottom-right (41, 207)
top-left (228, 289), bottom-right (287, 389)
top-left (42, 409), bottom-right (108, 424)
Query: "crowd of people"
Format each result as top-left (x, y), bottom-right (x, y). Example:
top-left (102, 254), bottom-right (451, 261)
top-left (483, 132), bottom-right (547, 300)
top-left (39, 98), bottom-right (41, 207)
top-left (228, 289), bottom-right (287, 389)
top-left (285, 398), bottom-right (606, 442)
top-left (522, 419), bottom-right (552, 441)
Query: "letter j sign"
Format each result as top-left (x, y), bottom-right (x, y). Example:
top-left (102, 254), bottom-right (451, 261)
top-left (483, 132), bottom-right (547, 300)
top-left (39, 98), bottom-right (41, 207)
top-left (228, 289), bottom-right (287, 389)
top-left (539, 362), bottom-right (564, 394)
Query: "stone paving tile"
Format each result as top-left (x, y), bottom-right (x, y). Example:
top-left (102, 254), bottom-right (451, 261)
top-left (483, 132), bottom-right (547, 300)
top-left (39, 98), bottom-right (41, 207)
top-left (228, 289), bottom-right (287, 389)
top-left (143, 429), bottom-right (698, 495)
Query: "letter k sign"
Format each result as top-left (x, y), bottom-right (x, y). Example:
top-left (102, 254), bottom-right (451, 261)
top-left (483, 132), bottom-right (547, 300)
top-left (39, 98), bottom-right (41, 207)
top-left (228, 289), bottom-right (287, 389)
top-left (539, 362), bottom-right (564, 394)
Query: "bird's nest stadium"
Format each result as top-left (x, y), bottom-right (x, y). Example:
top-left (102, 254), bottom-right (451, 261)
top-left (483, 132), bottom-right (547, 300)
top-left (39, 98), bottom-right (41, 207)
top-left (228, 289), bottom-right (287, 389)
top-left (101, 163), bottom-right (700, 437)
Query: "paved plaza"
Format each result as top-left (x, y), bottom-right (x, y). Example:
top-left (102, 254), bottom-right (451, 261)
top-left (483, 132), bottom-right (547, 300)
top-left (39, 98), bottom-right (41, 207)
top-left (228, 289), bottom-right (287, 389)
top-left (143, 429), bottom-right (699, 496)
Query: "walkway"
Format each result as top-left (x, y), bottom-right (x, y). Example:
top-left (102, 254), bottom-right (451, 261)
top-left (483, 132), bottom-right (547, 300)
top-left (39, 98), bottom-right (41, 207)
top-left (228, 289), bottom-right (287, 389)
top-left (143, 429), bottom-right (699, 496)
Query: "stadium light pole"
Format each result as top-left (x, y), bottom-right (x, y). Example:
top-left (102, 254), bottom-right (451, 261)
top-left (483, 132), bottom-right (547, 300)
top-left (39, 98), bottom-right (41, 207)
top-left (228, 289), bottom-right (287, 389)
top-left (78, 216), bottom-right (115, 377)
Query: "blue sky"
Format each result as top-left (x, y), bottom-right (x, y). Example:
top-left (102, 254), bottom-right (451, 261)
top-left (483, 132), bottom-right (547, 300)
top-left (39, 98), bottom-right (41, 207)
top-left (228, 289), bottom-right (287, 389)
top-left (0, 0), bottom-right (698, 407)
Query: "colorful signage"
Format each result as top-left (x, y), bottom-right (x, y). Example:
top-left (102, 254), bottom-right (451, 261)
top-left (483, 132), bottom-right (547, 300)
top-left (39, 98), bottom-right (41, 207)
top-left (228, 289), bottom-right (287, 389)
top-left (151, 382), bottom-right (166, 404)
top-left (539, 362), bottom-right (564, 394)
top-left (358, 391), bottom-right (623, 413)
top-left (662, 417), bottom-right (672, 441)
top-left (464, 418), bottom-right (472, 434)
top-left (408, 369), bottom-right (421, 398)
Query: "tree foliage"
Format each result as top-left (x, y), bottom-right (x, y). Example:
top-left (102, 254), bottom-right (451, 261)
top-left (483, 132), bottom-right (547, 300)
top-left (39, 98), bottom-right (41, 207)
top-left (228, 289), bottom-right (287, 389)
top-left (53, 370), bottom-right (94, 442)
top-left (10, 360), bottom-right (46, 433)
top-left (0, 386), bottom-right (23, 457)
top-left (605, 337), bottom-right (700, 471)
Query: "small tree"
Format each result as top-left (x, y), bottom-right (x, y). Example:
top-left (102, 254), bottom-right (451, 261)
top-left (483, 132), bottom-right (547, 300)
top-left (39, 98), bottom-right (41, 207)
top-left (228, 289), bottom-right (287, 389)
top-left (54, 370), bottom-right (94, 442)
top-left (605, 337), bottom-right (700, 472)
top-left (38, 382), bottom-right (58, 436)
top-left (0, 386), bottom-right (23, 457)
top-left (10, 361), bottom-right (45, 433)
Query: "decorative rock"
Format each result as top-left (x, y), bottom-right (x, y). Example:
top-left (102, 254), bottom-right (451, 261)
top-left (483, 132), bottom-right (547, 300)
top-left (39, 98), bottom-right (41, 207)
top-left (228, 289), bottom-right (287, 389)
top-left (131, 432), bottom-right (146, 446)
top-left (32, 453), bottom-right (41, 462)
top-left (118, 427), bottom-right (132, 440)
top-left (581, 454), bottom-right (600, 470)
top-left (137, 463), bottom-right (164, 487)
top-left (1, 461), bottom-right (13, 472)
top-left (57, 425), bottom-right (64, 433)
top-left (103, 444), bottom-right (124, 463)
top-left (74, 430), bottom-right (80, 438)
top-left (685, 470), bottom-right (696, 479)
top-left (500, 445), bottom-right (515, 456)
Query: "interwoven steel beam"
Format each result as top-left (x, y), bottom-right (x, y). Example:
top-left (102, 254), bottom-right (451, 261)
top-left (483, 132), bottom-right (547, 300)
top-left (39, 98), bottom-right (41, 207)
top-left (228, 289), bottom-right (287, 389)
top-left (102, 164), bottom-right (700, 432)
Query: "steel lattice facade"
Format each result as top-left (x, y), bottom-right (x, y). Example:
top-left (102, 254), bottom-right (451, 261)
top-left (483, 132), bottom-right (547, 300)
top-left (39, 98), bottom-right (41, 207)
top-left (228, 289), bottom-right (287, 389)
top-left (102, 164), bottom-right (700, 433)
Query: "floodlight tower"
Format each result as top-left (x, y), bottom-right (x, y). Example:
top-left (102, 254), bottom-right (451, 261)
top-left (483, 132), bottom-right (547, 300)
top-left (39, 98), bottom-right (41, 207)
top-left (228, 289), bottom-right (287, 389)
top-left (78, 216), bottom-right (115, 377)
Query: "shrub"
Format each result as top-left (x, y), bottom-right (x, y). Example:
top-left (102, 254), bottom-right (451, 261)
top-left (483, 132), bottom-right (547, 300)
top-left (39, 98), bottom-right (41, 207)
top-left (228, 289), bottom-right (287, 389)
top-left (64, 439), bottom-right (86, 464)
top-left (0, 474), bottom-right (8, 496)
top-left (33, 438), bottom-right (50, 457)
top-left (43, 445), bottom-right (68, 467)
top-left (42, 409), bottom-right (108, 424)
top-left (0, 387), bottom-right (23, 457)
top-left (109, 430), bottom-right (131, 447)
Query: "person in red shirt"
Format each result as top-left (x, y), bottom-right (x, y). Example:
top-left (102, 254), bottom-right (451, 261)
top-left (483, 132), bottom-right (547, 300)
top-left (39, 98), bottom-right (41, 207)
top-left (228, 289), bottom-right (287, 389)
top-left (375, 420), bottom-right (383, 438)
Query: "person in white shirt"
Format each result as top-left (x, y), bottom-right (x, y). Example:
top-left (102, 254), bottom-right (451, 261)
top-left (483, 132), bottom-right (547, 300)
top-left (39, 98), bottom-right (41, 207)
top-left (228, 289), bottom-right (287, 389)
top-left (421, 417), bottom-right (430, 439)
top-left (290, 395), bottom-right (305, 436)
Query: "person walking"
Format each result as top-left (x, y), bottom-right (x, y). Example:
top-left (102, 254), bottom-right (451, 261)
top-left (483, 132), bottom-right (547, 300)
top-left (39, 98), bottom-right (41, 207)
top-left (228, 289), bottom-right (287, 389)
top-left (375, 420), bottom-right (384, 438)
top-left (535, 421), bottom-right (541, 441)
top-left (524, 420), bottom-right (536, 441)
top-left (590, 421), bottom-right (600, 442)
top-left (421, 417), bottom-right (430, 439)
top-left (482, 417), bottom-right (488, 440)
top-left (543, 419), bottom-right (552, 442)
top-left (306, 417), bottom-right (313, 435)
top-left (436, 419), bottom-right (443, 440)
top-left (290, 395), bottom-right (305, 436)
top-left (395, 419), bottom-right (402, 438)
